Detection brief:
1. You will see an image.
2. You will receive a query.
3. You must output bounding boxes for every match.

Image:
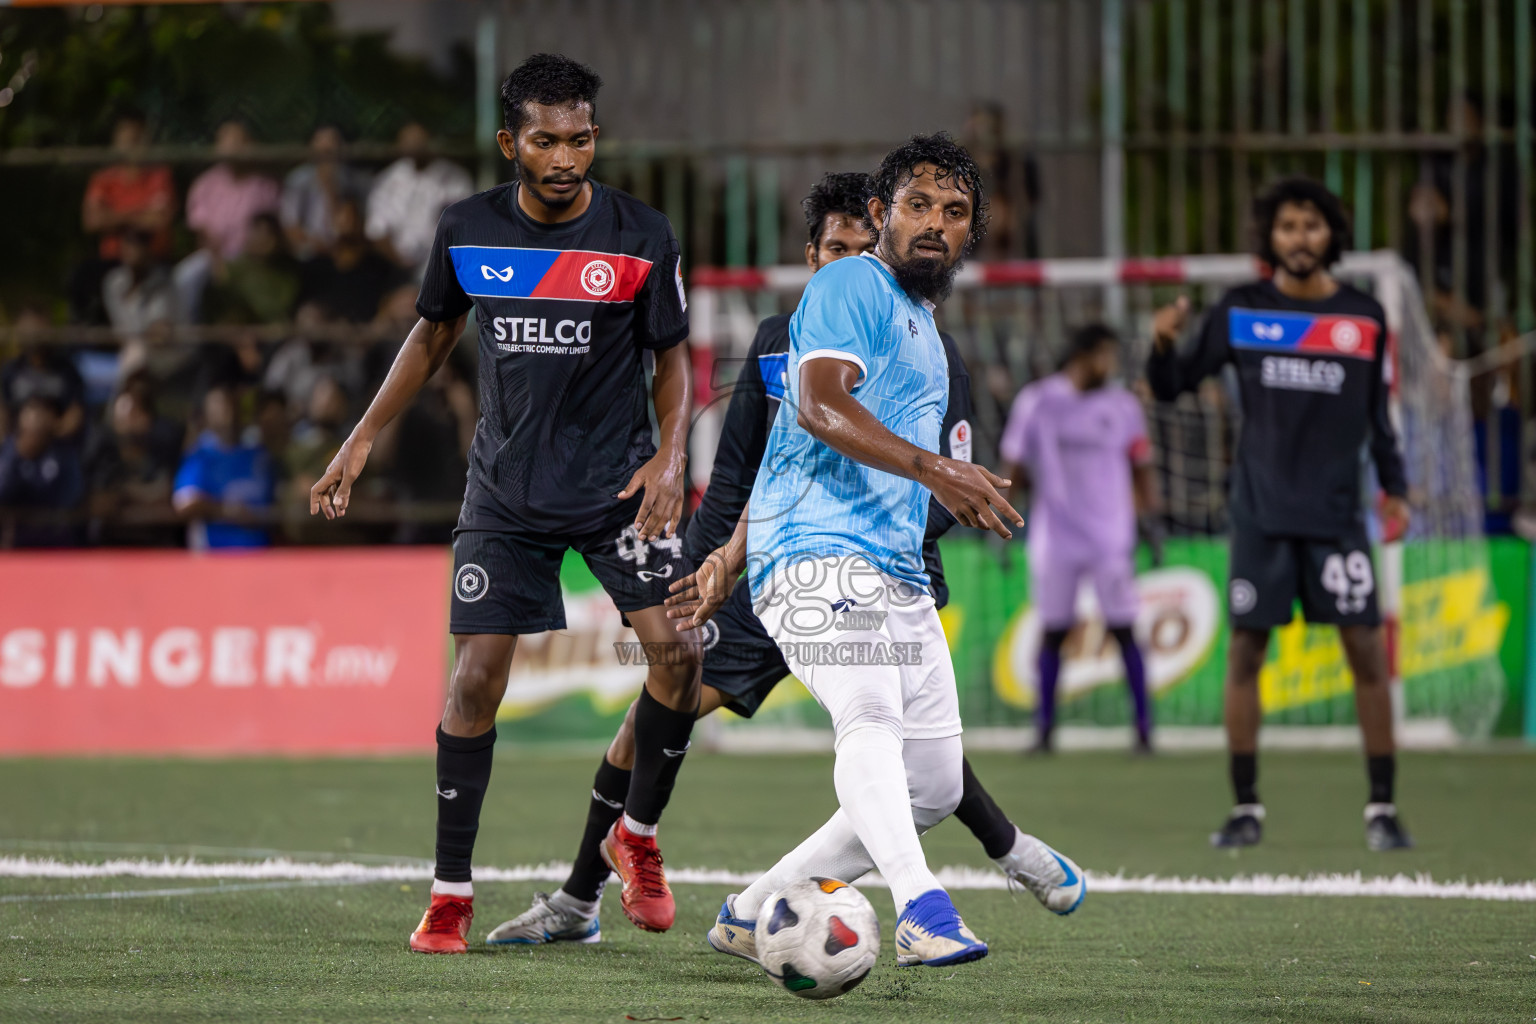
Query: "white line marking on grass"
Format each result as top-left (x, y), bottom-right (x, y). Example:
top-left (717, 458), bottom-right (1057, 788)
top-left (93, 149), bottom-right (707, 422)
top-left (4, 856), bottom-right (1536, 902)
top-left (0, 839), bottom-right (429, 866)
top-left (0, 879), bottom-right (374, 904)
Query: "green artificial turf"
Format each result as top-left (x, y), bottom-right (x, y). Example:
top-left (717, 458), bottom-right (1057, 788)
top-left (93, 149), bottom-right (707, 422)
top-left (3, 750), bottom-right (1534, 1022)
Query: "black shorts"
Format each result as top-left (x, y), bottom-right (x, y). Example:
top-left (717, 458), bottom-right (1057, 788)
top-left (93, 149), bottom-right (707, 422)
top-left (700, 580), bottom-right (790, 718)
top-left (1227, 520), bottom-right (1380, 630)
top-left (450, 497), bottom-right (692, 635)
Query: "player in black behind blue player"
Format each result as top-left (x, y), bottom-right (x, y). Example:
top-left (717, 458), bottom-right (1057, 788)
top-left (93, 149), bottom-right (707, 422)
top-left (1146, 179), bottom-right (1413, 852)
top-left (486, 172), bottom-right (1085, 949)
top-left (310, 54), bottom-right (703, 952)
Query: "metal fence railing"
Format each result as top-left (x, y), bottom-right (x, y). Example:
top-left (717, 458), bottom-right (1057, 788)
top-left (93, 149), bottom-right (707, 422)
top-left (3, 0), bottom-right (1532, 521)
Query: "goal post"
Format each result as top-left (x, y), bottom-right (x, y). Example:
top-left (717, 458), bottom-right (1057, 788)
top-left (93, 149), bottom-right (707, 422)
top-left (687, 251), bottom-right (1507, 747)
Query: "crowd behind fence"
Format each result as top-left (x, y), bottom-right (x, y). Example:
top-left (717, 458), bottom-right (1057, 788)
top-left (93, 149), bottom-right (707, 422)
top-left (4, 0), bottom-right (1535, 548)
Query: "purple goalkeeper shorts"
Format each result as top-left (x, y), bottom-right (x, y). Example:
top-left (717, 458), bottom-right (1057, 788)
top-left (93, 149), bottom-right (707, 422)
top-left (1030, 553), bottom-right (1140, 630)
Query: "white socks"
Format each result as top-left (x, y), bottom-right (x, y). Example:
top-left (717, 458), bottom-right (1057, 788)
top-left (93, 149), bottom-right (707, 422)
top-left (735, 810), bottom-right (877, 920)
top-left (832, 723), bottom-right (943, 909)
top-left (622, 813), bottom-right (657, 837)
top-left (550, 888), bottom-right (600, 918)
top-left (431, 878), bottom-right (473, 898)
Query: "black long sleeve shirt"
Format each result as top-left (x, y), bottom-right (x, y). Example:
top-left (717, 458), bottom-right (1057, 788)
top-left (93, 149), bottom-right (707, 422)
top-left (1146, 279), bottom-right (1407, 538)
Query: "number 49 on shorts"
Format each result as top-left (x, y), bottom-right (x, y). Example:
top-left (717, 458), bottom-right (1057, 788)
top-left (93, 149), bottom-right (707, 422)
top-left (1320, 550), bottom-right (1374, 615)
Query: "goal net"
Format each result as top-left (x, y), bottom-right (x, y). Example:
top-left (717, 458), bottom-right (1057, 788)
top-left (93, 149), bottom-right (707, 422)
top-left (688, 252), bottom-right (1507, 746)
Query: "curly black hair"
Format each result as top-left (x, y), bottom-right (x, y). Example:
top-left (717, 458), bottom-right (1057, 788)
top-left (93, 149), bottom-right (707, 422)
top-left (500, 53), bottom-right (603, 136)
top-left (802, 172), bottom-right (874, 245)
top-left (871, 132), bottom-right (989, 255)
top-left (1254, 177), bottom-right (1351, 268)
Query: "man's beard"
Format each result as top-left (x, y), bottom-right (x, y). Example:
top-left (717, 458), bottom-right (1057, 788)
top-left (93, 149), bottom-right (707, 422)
top-left (517, 160), bottom-right (587, 210)
top-left (881, 230), bottom-right (963, 302)
top-left (1280, 249), bottom-right (1323, 279)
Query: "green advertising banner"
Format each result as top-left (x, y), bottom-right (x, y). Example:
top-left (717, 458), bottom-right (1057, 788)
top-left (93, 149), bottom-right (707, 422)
top-left (494, 537), bottom-right (1521, 743)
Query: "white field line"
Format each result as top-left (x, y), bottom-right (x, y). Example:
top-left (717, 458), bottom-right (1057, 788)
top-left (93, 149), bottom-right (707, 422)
top-left (0, 879), bottom-right (375, 904)
top-left (3, 856), bottom-right (1535, 902)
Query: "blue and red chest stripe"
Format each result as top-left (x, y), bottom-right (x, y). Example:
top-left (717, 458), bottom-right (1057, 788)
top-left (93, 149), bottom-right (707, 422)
top-left (1228, 307), bottom-right (1379, 359)
top-left (450, 245), bottom-right (652, 302)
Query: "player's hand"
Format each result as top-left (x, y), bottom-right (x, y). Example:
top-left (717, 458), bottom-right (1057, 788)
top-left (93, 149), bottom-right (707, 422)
top-left (1151, 295), bottom-right (1190, 352)
top-left (617, 446), bottom-right (686, 542)
top-left (1380, 494), bottom-right (1411, 542)
top-left (664, 547), bottom-right (736, 630)
top-left (310, 435), bottom-right (372, 520)
top-left (920, 458), bottom-right (1025, 540)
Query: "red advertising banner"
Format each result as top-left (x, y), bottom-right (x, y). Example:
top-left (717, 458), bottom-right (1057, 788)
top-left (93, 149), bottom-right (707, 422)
top-left (0, 548), bottom-right (450, 755)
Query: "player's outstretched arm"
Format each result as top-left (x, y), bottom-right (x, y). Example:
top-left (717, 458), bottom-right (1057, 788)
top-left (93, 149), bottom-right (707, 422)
top-left (309, 313), bottom-right (467, 519)
top-left (617, 341), bottom-right (692, 541)
top-left (797, 359), bottom-right (1024, 539)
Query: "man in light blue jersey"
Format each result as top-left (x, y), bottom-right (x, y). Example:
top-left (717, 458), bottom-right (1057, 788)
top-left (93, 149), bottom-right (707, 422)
top-left (669, 135), bottom-right (1033, 972)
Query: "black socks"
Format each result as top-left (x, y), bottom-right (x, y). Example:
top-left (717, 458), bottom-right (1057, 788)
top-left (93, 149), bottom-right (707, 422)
top-left (952, 758), bottom-right (1017, 860)
top-left (1230, 752), bottom-right (1259, 806)
top-left (624, 688), bottom-right (698, 826)
top-left (1367, 754), bottom-right (1395, 805)
top-left (434, 725), bottom-right (497, 883)
top-left (561, 757), bottom-right (632, 902)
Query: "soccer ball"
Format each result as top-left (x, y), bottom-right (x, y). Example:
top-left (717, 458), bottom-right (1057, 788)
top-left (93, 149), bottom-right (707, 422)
top-left (756, 877), bottom-right (880, 1000)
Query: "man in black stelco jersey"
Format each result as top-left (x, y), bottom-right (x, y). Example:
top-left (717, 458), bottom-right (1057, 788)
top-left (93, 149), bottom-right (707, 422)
top-left (484, 173), bottom-right (1085, 947)
top-left (310, 54), bottom-right (703, 953)
top-left (1147, 178), bottom-right (1413, 852)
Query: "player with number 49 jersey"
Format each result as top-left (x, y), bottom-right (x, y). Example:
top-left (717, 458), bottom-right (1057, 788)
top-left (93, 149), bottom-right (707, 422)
top-left (1146, 177), bottom-right (1413, 855)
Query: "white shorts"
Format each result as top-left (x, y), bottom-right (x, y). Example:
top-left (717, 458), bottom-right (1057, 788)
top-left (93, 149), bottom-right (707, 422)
top-left (752, 555), bottom-right (962, 741)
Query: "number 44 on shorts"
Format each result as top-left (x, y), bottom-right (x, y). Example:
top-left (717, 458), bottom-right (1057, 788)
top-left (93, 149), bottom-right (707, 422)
top-left (615, 524), bottom-right (682, 579)
top-left (1321, 551), bottom-right (1374, 614)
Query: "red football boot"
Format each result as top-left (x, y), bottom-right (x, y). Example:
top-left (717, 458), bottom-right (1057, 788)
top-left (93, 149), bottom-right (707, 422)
top-left (600, 819), bottom-right (674, 932)
top-left (409, 892), bottom-right (474, 954)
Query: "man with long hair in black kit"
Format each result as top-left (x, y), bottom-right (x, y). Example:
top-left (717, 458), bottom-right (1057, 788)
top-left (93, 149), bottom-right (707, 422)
top-left (1147, 178), bottom-right (1413, 852)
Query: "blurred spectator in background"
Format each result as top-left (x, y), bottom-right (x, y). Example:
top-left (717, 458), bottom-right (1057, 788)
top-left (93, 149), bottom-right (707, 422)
top-left (0, 396), bottom-right (84, 548)
top-left (1, 305), bottom-right (86, 442)
top-left (282, 373), bottom-right (352, 543)
top-left (203, 213), bottom-right (300, 324)
top-left (299, 198), bottom-right (406, 323)
top-left (178, 120), bottom-right (281, 323)
top-left (71, 111), bottom-right (176, 324)
top-left (85, 383), bottom-right (181, 547)
top-left (366, 122), bottom-right (472, 270)
top-left (185, 120), bottom-right (282, 260)
top-left (286, 373), bottom-right (351, 484)
top-left (102, 229), bottom-right (176, 341)
top-left (172, 383), bottom-right (274, 550)
top-left (247, 388), bottom-right (292, 492)
top-left (963, 100), bottom-right (1040, 260)
top-left (280, 126), bottom-right (371, 260)
top-left (262, 301), bottom-right (365, 412)
top-left (1405, 92), bottom-right (1519, 338)
top-left (374, 353), bottom-right (475, 545)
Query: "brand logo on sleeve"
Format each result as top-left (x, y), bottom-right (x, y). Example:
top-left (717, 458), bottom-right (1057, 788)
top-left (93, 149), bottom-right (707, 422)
top-left (948, 419), bottom-right (973, 463)
top-left (481, 265), bottom-right (514, 282)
